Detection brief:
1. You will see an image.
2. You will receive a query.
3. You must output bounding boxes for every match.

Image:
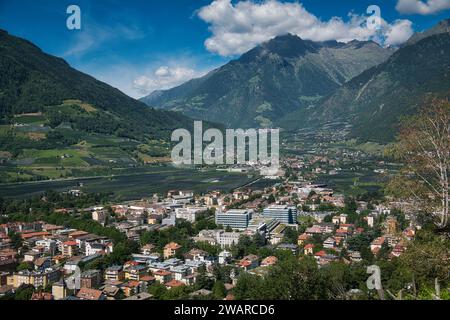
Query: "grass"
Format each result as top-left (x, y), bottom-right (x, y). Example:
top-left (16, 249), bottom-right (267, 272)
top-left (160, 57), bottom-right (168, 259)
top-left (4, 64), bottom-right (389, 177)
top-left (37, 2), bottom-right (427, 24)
top-left (62, 100), bottom-right (97, 112)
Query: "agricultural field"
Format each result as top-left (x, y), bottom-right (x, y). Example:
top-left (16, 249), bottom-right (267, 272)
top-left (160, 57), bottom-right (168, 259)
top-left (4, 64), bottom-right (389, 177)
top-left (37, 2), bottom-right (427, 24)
top-left (0, 166), bottom-right (258, 201)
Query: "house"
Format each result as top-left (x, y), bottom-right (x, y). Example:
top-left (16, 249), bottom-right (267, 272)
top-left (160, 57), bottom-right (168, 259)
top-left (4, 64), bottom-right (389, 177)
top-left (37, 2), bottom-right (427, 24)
top-left (34, 257), bottom-right (51, 271)
top-left (261, 256), bottom-right (278, 267)
top-left (76, 287), bottom-right (106, 300)
top-left (184, 248), bottom-right (209, 262)
top-left (61, 241), bottom-right (79, 257)
top-left (153, 269), bottom-right (172, 283)
top-left (163, 242), bottom-right (181, 259)
top-left (277, 243), bottom-right (299, 254)
top-left (170, 265), bottom-right (190, 281)
top-left (141, 244), bottom-right (156, 255)
top-left (317, 223), bottom-right (335, 234)
top-left (0, 249), bottom-right (17, 266)
top-left (218, 250), bottom-right (232, 265)
top-left (305, 226), bottom-right (322, 236)
top-left (124, 292), bottom-right (154, 300)
top-left (121, 281), bottom-right (146, 297)
top-left (304, 244), bottom-right (315, 255)
top-left (125, 265), bottom-right (148, 281)
top-left (104, 266), bottom-right (125, 281)
top-left (23, 250), bottom-right (41, 262)
top-left (349, 251), bottom-right (362, 263)
top-left (297, 233), bottom-right (310, 246)
top-left (370, 237), bottom-right (387, 254)
top-left (80, 270), bottom-right (102, 289)
top-left (52, 280), bottom-right (68, 300)
top-left (165, 279), bottom-right (185, 289)
top-left (31, 292), bottom-right (54, 300)
top-left (238, 255), bottom-right (259, 271)
top-left (323, 237), bottom-right (336, 249)
top-left (85, 242), bottom-right (113, 256)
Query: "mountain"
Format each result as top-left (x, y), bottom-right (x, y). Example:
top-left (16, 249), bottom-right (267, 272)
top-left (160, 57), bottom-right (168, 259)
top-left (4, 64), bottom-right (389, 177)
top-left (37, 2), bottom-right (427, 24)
top-left (141, 34), bottom-right (393, 128)
top-left (300, 30), bottom-right (450, 142)
top-left (406, 18), bottom-right (450, 45)
top-left (0, 29), bottom-right (193, 141)
top-left (0, 29), bottom-right (204, 183)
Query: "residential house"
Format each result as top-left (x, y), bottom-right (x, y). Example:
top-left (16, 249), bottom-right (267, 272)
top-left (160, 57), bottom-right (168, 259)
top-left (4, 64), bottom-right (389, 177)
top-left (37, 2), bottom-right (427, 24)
top-left (163, 242), bottom-right (181, 259)
top-left (76, 287), bottom-right (106, 300)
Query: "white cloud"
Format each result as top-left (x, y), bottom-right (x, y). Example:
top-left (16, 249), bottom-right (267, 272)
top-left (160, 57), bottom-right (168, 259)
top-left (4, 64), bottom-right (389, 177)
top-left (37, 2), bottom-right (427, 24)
top-left (198, 0), bottom-right (414, 56)
top-left (396, 0), bottom-right (450, 15)
top-left (133, 66), bottom-right (205, 95)
top-left (384, 20), bottom-right (415, 46)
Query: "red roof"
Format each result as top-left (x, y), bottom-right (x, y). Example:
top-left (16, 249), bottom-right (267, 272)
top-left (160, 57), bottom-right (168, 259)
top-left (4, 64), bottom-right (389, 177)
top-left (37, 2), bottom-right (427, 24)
top-left (165, 280), bottom-right (185, 288)
top-left (314, 250), bottom-right (326, 257)
top-left (304, 244), bottom-right (315, 249)
top-left (63, 241), bottom-right (78, 246)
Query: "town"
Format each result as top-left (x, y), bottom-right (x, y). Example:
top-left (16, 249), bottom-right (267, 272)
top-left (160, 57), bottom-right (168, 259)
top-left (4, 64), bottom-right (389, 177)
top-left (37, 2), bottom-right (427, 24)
top-left (0, 147), bottom-right (432, 301)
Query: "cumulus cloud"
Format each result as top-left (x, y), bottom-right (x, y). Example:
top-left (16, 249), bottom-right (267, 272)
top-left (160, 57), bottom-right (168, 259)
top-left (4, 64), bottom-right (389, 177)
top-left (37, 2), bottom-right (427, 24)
top-left (385, 20), bottom-right (415, 45)
top-left (133, 66), bottom-right (204, 94)
top-left (197, 0), bottom-right (414, 56)
top-left (396, 0), bottom-right (450, 15)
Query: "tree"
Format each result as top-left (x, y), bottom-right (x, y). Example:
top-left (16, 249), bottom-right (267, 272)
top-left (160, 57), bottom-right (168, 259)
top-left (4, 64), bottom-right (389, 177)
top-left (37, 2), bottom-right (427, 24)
top-left (212, 281), bottom-right (227, 299)
top-left (388, 99), bottom-right (449, 229)
top-left (148, 282), bottom-right (168, 299)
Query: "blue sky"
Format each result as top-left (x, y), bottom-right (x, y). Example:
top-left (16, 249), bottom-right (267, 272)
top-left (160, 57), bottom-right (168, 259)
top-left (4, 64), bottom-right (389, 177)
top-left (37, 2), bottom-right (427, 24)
top-left (0, 0), bottom-right (449, 98)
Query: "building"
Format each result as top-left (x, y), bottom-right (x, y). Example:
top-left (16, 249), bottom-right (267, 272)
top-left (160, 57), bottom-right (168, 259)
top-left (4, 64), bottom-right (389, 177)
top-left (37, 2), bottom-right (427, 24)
top-left (61, 241), bottom-right (79, 257)
top-left (76, 287), bottom-right (106, 300)
top-left (52, 280), bottom-right (68, 300)
top-left (262, 205), bottom-right (297, 224)
top-left (385, 216), bottom-right (398, 235)
top-left (104, 266), bottom-right (124, 281)
top-left (153, 269), bottom-right (172, 283)
top-left (216, 231), bottom-right (241, 248)
top-left (80, 270), bottom-right (102, 289)
top-left (215, 209), bottom-right (253, 230)
top-left (163, 242), bottom-right (182, 259)
top-left (8, 268), bottom-right (60, 288)
top-left (261, 256), bottom-right (278, 267)
top-left (0, 249), bottom-right (16, 266)
top-left (370, 237), bottom-right (387, 254)
top-left (35, 239), bottom-right (57, 254)
top-left (218, 250), bottom-right (232, 265)
top-left (125, 265), bottom-right (148, 281)
top-left (238, 255), bottom-right (259, 271)
top-left (175, 207), bottom-right (206, 223)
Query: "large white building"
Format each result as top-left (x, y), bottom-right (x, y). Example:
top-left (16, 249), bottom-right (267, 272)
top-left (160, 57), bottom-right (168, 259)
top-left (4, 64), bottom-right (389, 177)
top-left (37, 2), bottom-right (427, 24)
top-left (215, 209), bottom-right (253, 230)
top-left (216, 231), bottom-right (241, 248)
top-left (263, 205), bottom-right (297, 224)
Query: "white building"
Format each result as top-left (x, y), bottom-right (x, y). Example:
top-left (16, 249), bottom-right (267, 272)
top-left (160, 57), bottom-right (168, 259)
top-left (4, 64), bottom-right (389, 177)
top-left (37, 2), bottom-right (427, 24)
top-left (175, 207), bottom-right (206, 223)
top-left (216, 231), bottom-right (241, 248)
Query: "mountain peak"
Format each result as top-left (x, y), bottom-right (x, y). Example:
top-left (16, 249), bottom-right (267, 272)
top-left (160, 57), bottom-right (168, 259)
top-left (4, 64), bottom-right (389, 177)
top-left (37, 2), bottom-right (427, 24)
top-left (407, 18), bottom-right (450, 45)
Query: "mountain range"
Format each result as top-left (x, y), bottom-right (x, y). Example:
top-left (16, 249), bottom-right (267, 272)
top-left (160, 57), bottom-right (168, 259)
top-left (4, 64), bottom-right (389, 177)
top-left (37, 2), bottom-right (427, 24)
top-left (142, 19), bottom-right (450, 142)
top-left (141, 34), bottom-right (393, 128)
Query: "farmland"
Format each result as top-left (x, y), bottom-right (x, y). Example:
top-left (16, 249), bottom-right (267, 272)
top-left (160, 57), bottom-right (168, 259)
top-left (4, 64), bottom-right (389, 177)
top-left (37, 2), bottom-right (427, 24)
top-left (0, 166), bottom-right (261, 200)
